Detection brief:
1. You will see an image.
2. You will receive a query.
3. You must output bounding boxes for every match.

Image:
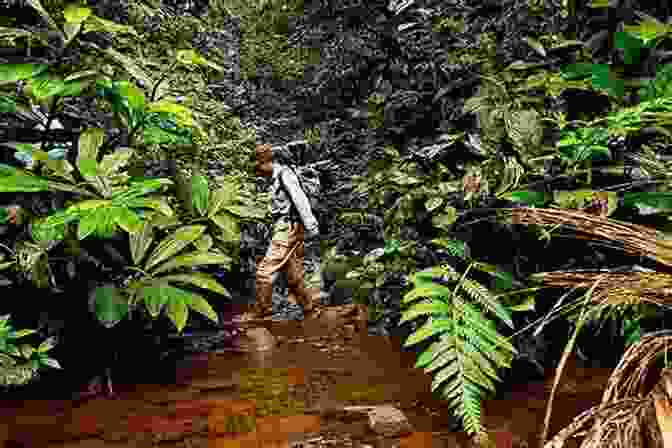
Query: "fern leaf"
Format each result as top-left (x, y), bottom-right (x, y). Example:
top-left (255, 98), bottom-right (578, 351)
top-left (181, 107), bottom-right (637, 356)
top-left (461, 355), bottom-right (497, 394)
top-left (410, 266), bottom-right (459, 288)
top-left (458, 382), bottom-right (485, 435)
top-left (414, 341), bottom-right (440, 368)
top-left (460, 278), bottom-right (514, 328)
top-left (399, 300), bottom-right (452, 323)
top-left (460, 337), bottom-right (502, 384)
top-left (403, 317), bottom-right (453, 347)
top-left (462, 301), bottom-right (517, 359)
top-left (424, 348), bottom-right (458, 374)
top-left (402, 284), bottom-right (452, 304)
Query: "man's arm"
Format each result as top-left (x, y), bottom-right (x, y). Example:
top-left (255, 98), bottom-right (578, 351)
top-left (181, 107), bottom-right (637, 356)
top-left (280, 167), bottom-right (319, 233)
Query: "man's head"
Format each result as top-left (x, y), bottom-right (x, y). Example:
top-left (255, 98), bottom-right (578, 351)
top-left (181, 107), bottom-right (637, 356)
top-left (256, 143), bottom-right (273, 177)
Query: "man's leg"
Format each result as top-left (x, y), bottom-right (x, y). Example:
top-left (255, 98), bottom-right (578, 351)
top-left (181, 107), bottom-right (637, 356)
top-left (286, 224), bottom-right (322, 318)
top-left (241, 229), bottom-right (297, 321)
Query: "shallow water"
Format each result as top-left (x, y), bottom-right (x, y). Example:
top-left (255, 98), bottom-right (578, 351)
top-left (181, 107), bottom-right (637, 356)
top-left (0, 315), bottom-right (613, 448)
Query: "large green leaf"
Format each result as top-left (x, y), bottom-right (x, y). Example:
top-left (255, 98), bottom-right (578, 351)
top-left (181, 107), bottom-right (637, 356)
top-left (166, 293), bottom-right (189, 334)
top-left (123, 196), bottom-right (174, 217)
top-left (111, 179), bottom-right (173, 204)
top-left (129, 220), bottom-right (154, 266)
top-left (91, 285), bottom-right (129, 328)
top-left (39, 357), bottom-right (61, 369)
top-left (144, 225), bottom-right (206, 271)
top-left (0, 174), bottom-right (50, 192)
top-left (100, 47), bottom-right (151, 90)
top-left (67, 199), bottom-right (110, 212)
top-left (31, 214), bottom-right (69, 243)
top-left (82, 14), bottom-right (139, 37)
top-left (113, 206), bottom-right (144, 234)
top-left (98, 147), bottom-right (134, 176)
top-left (210, 212), bottom-right (240, 242)
top-left (222, 204), bottom-right (268, 219)
top-left (136, 281), bottom-right (169, 318)
top-left (183, 292), bottom-right (219, 324)
top-left (207, 185), bottom-right (236, 217)
top-left (175, 49), bottom-right (224, 72)
top-left (63, 2), bottom-right (92, 43)
top-left (9, 329), bottom-right (37, 339)
top-left (160, 272), bottom-right (232, 298)
top-left (44, 180), bottom-right (96, 196)
top-left (191, 174), bottom-right (209, 216)
top-left (36, 336), bottom-right (57, 353)
top-left (63, 3), bottom-right (92, 24)
top-left (76, 210), bottom-right (103, 240)
top-left (25, 72), bottom-right (63, 100)
top-left (0, 63), bottom-right (49, 84)
top-left (77, 128), bottom-right (104, 178)
top-left (150, 252), bottom-right (232, 276)
top-left (193, 234), bottom-right (213, 252)
top-left (145, 100), bottom-right (194, 128)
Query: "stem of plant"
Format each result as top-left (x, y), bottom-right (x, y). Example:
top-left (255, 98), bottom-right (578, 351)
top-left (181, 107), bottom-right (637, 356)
top-left (538, 275), bottom-right (605, 448)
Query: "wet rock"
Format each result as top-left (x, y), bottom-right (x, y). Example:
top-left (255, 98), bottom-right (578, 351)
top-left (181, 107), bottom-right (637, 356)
top-left (366, 406), bottom-right (413, 437)
top-left (235, 327), bottom-right (276, 352)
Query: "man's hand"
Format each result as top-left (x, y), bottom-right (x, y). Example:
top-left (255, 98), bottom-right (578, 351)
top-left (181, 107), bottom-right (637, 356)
top-left (304, 225), bottom-right (320, 247)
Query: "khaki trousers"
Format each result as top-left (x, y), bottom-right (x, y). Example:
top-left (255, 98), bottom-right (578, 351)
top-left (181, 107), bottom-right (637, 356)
top-left (254, 221), bottom-right (321, 315)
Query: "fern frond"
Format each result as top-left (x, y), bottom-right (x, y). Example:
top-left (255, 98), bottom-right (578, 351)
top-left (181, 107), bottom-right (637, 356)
top-left (402, 284), bottom-right (452, 304)
top-left (460, 277), bottom-right (514, 328)
top-left (403, 316), bottom-right (453, 347)
top-left (401, 264), bottom-right (519, 437)
top-left (399, 300), bottom-right (452, 323)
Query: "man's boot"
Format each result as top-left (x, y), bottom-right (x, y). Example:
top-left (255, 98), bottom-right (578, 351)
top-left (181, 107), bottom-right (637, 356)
top-left (235, 281), bottom-right (274, 324)
top-left (292, 283), bottom-right (324, 319)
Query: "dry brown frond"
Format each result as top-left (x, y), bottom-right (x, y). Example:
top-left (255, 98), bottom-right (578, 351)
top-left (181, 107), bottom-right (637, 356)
top-left (530, 271), bottom-right (672, 307)
top-left (500, 206), bottom-right (672, 269)
top-left (543, 331), bottom-right (672, 448)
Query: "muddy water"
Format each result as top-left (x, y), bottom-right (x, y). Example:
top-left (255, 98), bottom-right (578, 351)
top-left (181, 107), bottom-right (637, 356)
top-left (0, 316), bottom-right (613, 448)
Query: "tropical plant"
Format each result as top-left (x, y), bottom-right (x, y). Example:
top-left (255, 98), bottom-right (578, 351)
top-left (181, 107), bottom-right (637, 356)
top-left (0, 127), bottom-right (174, 241)
top-left (349, 143), bottom-right (461, 241)
top-left (326, 237), bottom-right (418, 310)
top-left (88, 219), bottom-right (233, 332)
top-left (152, 169), bottom-right (268, 257)
top-left (399, 263), bottom-right (517, 437)
top-left (0, 314), bottom-right (60, 387)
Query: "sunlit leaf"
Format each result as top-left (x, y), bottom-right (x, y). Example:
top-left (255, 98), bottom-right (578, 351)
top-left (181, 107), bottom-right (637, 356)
top-left (145, 225), bottom-right (206, 271)
top-left (90, 285), bottom-right (129, 328)
top-left (160, 272), bottom-right (232, 298)
top-left (150, 252), bottom-right (232, 276)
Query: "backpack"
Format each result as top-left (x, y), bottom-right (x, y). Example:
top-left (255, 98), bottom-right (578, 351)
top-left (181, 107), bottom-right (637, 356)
top-left (280, 164), bottom-right (321, 221)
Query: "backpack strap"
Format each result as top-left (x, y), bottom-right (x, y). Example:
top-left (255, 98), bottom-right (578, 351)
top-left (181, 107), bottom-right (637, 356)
top-left (277, 164), bottom-right (301, 220)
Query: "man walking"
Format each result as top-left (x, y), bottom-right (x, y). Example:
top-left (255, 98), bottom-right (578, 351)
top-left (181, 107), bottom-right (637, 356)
top-left (237, 143), bottom-right (324, 322)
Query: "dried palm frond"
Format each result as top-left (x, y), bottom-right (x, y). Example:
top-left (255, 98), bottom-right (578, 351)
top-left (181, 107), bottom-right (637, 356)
top-left (498, 206), bottom-right (672, 270)
top-left (530, 271), bottom-right (672, 307)
top-left (543, 330), bottom-right (672, 448)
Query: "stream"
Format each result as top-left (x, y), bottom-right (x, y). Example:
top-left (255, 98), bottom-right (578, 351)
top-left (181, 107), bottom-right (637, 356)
top-left (0, 312), bottom-right (613, 448)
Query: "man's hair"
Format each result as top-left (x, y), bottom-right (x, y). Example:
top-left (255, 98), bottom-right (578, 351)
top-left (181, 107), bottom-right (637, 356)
top-left (256, 143), bottom-right (295, 166)
top-left (256, 143), bottom-right (273, 164)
